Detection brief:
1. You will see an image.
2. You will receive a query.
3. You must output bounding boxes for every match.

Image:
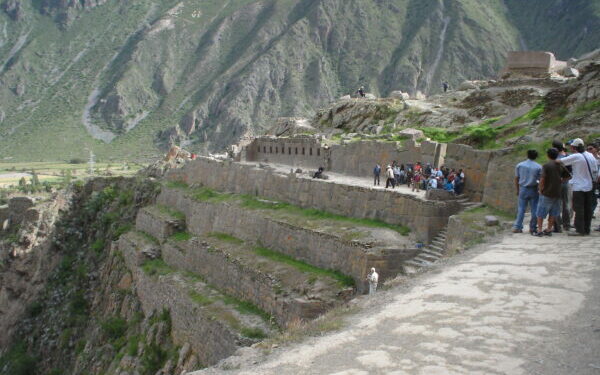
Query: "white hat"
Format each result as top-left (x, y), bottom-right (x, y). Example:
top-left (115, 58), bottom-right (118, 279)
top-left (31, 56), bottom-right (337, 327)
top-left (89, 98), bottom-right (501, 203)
top-left (371, 267), bottom-right (376, 272)
top-left (570, 138), bottom-right (584, 147)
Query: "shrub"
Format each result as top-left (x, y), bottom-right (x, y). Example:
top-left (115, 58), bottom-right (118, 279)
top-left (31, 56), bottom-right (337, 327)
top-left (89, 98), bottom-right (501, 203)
top-left (101, 317), bottom-right (128, 342)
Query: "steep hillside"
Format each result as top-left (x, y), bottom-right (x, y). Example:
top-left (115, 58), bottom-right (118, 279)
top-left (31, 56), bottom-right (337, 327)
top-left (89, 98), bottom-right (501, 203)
top-left (0, 0), bottom-right (599, 161)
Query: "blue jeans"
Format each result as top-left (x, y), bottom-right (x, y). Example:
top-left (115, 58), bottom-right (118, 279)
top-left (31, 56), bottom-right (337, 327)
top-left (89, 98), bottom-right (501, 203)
top-left (513, 186), bottom-right (539, 231)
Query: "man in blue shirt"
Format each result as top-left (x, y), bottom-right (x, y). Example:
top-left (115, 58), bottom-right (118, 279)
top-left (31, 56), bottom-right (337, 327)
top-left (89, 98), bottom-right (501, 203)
top-left (373, 164), bottom-right (381, 186)
top-left (512, 150), bottom-right (542, 233)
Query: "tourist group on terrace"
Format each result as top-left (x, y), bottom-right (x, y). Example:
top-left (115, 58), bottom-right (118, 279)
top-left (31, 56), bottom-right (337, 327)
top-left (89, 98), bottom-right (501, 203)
top-left (373, 162), bottom-right (466, 196)
top-left (513, 138), bottom-right (599, 237)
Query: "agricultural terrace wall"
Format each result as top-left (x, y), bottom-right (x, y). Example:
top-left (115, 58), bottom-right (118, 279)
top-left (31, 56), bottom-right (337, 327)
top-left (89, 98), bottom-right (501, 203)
top-left (166, 158), bottom-right (461, 242)
top-left (245, 136), bottom-right (329, 170)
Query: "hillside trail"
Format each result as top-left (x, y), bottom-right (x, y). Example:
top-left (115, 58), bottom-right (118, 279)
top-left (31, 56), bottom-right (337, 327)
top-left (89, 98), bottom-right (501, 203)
top-left (195, 216), bottom-right (600, 375)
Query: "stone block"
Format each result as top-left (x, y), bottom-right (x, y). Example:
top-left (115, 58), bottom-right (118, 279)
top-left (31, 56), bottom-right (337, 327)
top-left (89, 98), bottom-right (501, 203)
top-left (425, 189), bottom-right (455, 201)
top-left (135, 207), bottom-right (184, 242)
top-left (485, 215), bottom-right (499, 226)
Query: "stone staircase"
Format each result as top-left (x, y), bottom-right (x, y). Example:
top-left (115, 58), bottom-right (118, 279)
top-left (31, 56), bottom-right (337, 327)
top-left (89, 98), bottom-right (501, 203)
top-left (402, 195), bottom-right (480, 275)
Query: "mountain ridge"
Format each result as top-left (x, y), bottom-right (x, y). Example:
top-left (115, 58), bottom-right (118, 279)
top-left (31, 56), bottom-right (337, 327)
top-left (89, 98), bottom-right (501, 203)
top-left (0, 0), bottom-right (598, 161)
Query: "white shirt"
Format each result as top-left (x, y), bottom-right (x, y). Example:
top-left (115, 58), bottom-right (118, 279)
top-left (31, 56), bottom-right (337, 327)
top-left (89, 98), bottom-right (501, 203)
top-left (368, 271), bottom-right (379, 284)
top-left (560, 151), bottom-right (596, 192)
top-left (429, 178), bottom-right (438, 189)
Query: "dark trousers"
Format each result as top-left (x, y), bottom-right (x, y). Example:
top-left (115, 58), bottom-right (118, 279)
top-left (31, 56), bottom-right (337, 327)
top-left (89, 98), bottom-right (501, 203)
top-left (557, 182), bottom-right (570, 230)
top-left (374, 174), bottom-right (380, 186)
top-left (572, 190), bottom-right (594, 234)
top-left (386, 178), bottom-right (395, 188)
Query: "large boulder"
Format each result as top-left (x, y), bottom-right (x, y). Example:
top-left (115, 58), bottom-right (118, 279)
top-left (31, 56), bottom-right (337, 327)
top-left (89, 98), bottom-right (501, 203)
top-left (390, 91), bottom-right (410, 101)
top-left (563, 67), bottom-right (580, 78)
top-left (398, 128), bottom-right (425, 140)
top-left (458, 81), bottom-right (478, 91)
top-left (339, 95), bottom-right (351, 100)
top-left (364, 93), bottom-right (377, 100)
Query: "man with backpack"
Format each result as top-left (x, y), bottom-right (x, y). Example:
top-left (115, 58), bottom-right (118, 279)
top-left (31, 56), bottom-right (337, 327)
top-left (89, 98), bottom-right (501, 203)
top-left (559, 138), bottom-right (598, 236)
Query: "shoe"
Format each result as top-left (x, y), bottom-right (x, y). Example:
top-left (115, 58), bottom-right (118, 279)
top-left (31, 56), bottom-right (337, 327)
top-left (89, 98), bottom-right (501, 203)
top-left (595, 227), bottom-right (600, 232)
top-left (512, 228), bottom-right (523, 233)
top-left (542, 230), bottom-right (552, 236)
top-left (567, 232), bottom-right (584, 237)
top-left (553, 228), bottom-right (562, 233)
top-left (532, 231), bottom-right (544, 237)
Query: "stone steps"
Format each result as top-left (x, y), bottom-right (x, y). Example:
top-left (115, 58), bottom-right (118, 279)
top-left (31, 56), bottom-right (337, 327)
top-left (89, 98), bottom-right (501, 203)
top-left (157, 186), bottom-right (419, 292)
top-left (161, 234), bottom-right (351, 326)
top-left (118, 232), bottom-right (274, 366)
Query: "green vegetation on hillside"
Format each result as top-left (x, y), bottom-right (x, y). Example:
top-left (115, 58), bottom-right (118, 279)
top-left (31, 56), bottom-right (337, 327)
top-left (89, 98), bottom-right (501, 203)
top-left (2, 0), bottom-right (597, 161)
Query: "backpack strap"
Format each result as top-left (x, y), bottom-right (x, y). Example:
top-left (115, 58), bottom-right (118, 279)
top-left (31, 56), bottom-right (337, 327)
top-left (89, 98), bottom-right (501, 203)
top-left (581, 153), bottom-right (596, 184)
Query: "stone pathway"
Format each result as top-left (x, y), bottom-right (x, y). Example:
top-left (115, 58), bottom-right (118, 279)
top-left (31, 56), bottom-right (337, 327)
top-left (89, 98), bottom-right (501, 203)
top-left (240, 162), bottom-right (427, 199)
top-left (195, 226), bottom-right (600, 375)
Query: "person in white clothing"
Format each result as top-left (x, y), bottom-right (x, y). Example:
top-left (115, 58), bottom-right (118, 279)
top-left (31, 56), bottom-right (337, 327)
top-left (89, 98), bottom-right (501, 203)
top-left (559, 138), bottom-right (598, 235)
top-left (367, 267), bottom-right (379, 295)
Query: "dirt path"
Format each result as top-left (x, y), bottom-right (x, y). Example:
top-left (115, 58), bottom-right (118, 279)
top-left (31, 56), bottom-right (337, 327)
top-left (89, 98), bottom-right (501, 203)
top-left (193, 224), bottom-right (600, 375)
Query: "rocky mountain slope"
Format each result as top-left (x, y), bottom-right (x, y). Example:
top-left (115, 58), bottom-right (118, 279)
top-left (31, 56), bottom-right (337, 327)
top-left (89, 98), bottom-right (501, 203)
top-left (0, 0), bottom-right (599, 161)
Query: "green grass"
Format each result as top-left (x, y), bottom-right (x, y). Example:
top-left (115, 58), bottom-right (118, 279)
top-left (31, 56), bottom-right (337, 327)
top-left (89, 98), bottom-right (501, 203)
top-left (221, 295), bottom-right (272, 323)
top-left (167, 183), bottom-right (411, 236)
top-left (136, 231), bottom-right (160, 245)
top-left (419, 127), bottom-right (459, 143)
top-left (169, 232), bottom-right (192, 242)
top-left (191, 187), bottom-right (235, 202)
top-left (188, 290), bottom-right (214, 306)
top-left (156, 205), bottom-right (185, 220)
top-left (239, 195), bottom-right (411, 236)
top-left (240, 327), bottom-right (268, 339)
top-left (207, 232), bottom-right (244, 244)
top-left (141, 259), bottom-right (174, 276)
top-left (254, 246), bottom-right (355, 288)
top-left (575, 99), bottom-right (600, 114)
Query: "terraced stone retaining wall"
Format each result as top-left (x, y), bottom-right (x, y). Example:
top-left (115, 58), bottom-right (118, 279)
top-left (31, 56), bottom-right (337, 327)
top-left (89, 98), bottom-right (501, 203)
top-left (156, 188), bottom-right (416, 291)
top-left (166, 158), bottom-right (460, 242)
top-left (118, 235), bottom-right (241, 366)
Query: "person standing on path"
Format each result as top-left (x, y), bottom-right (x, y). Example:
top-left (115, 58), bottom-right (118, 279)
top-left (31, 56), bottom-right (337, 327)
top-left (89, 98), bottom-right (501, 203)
top-left (373, 164), bottom-right (381, 186)
top-left (512, 150), bottom-right (542, 234)
top-left (559, 138), bottom-right (598, 236)
top-left (442, 81), bottom-right (449, 93)
top-left (553, 140), bottom-right (572, 231)
top-left (367, 267), bottom-right (379, 295)
top-left (385, 165), bottom-right (396, 189)
top-left (533, 148), bottom-right (570, 236)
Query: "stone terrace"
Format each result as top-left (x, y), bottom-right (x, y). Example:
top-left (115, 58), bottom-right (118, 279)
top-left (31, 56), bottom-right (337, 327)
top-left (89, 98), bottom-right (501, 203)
top-left (167, 157), bottom-right (461, 243)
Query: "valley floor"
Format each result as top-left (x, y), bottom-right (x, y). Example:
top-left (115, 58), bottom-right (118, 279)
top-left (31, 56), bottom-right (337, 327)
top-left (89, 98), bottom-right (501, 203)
top-left (195, 219), bottom-right (600, 375)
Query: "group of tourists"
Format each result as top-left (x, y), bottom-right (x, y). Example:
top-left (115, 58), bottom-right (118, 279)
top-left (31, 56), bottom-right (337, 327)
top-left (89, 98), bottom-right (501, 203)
top-left (373, 162), bottom-right (466, 195)
top-left (513, 138), bottom-right (600, 237)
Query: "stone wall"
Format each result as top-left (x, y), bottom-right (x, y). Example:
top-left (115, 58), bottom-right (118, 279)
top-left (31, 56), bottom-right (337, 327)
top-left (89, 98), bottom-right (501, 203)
top-left (245, 136), bottom-right (329, 170)
top-left (157, 188), bottom-right (417, 291)
top-left (328, 140), bottom-right (424, 176)
top-left (443, 144), bottom-right (506, 202)
top-left (501, 51), bottom-right (567, 77)
top-left (161, 240), bottom-right (335, 326)
top-left (166, 158), bottom-right (461, 242)
top-left (482, 155), bottom-right (518, 214)
top-left (119, 234), bottom-right (240, 366)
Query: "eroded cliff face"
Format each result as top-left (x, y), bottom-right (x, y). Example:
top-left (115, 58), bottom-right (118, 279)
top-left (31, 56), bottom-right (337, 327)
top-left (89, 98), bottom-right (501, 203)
top-left (1, 0), bottom-right (598, 161)
top-left (0, 179), bottom-right (203, 375)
